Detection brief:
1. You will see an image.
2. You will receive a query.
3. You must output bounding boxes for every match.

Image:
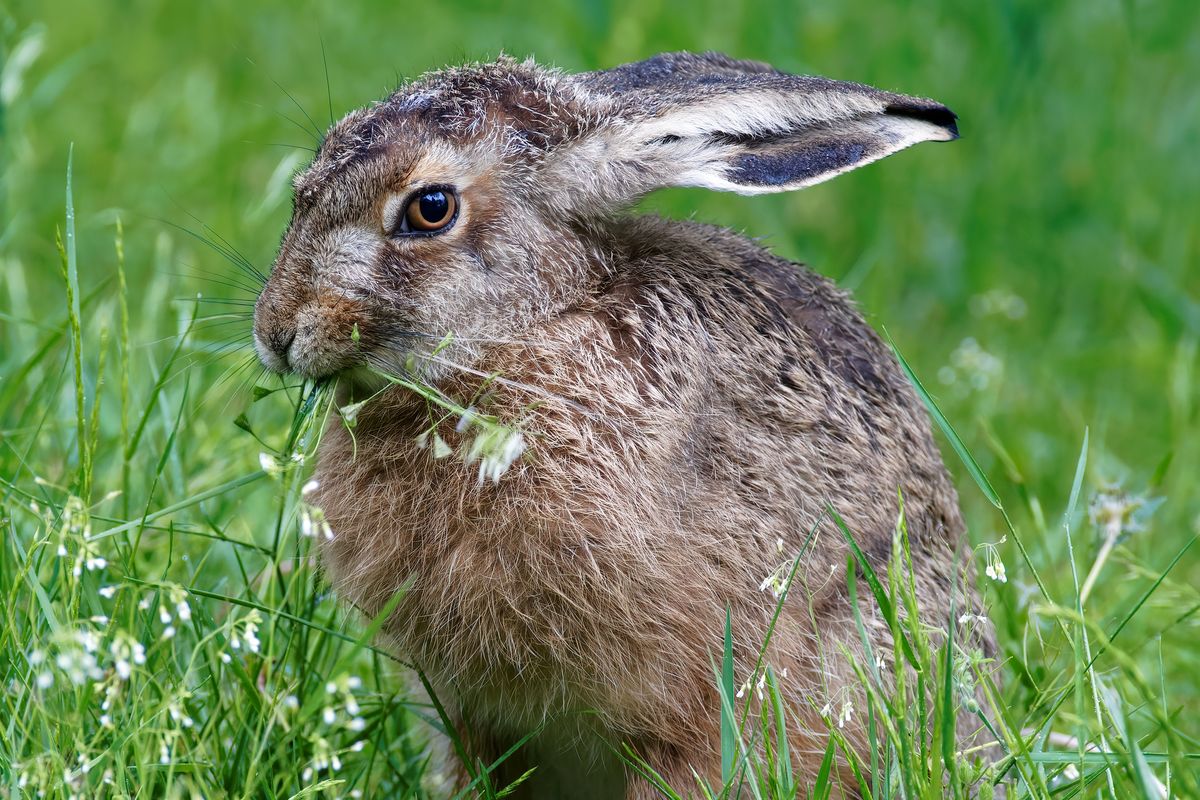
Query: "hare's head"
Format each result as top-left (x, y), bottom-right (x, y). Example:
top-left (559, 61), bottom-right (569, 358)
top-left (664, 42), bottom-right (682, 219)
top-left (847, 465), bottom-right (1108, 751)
top-left (254, 52), bottom-right (956, 380)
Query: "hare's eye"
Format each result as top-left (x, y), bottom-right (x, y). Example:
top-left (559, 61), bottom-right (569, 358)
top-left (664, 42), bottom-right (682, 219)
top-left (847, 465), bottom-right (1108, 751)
top-left (399, 188), bottom-right (458, 235)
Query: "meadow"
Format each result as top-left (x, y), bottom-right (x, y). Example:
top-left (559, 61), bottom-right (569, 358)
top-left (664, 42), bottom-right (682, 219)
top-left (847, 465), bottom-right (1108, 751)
top-left (1, 0), bottom-right (1198, 797)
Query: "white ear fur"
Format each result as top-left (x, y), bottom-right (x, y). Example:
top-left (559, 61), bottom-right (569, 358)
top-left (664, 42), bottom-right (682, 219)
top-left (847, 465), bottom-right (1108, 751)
top-left (548, 54), bottom-right (957, 208)
top-left (647, 92), bottom-right (957, 195)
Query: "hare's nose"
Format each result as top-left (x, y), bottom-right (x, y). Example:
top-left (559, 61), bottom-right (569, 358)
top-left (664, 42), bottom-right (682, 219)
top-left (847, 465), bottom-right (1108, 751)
top-left (252, 318), bottom-right (297, 374)
top-left (268, 328), bottom-right (297, 363)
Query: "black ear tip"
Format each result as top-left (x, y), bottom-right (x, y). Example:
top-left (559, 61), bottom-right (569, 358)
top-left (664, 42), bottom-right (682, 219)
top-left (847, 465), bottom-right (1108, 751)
top-left (885, 102), bottom-right (959, 140)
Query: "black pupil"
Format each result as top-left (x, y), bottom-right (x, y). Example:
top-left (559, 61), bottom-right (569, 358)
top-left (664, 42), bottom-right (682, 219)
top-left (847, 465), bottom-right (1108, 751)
top-left (418, 191), bottom-right (449, 223)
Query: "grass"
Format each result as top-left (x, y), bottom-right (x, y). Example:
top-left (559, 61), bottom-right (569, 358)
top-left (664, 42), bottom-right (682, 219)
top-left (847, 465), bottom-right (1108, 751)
top-left (2, 0), bottom-right (1199, 796)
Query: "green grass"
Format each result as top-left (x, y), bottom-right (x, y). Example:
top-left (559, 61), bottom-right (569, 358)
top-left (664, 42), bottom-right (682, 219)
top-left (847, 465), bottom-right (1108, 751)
top-left (2, 0), bottom-right (1199, 796)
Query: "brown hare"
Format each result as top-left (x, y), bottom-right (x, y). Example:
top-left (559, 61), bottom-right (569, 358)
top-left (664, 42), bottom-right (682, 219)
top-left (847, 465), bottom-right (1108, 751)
top-left (253, 51), bottom-right (991, 798)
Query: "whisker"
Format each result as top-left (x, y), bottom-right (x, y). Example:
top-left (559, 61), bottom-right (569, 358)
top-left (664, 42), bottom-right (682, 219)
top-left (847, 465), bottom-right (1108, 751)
top-left (244, 140), bottom-right (318, 154)
top-left (215, 352), bottom-right (264, 393)
top-left (169, 266), bottom-right (262, 297)
top-left (195, 222), bottom-right (267, 285)
top-left (242, 52), bottom-right (324, 142)
top-left (177, 297), bottom-right (257, 307)
top-left (156, 196), bottom-right (267, 285)
top-left (191, 317), bottom-right (254, 332)
top-left (154, 218), bottom-right (266, 288)
top-left (320, 32), bottom-right (335, 128)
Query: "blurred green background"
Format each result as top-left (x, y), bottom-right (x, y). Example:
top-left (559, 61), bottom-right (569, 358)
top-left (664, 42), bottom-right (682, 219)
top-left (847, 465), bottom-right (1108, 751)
top-left (3, 0), bottom-right (1199, 710)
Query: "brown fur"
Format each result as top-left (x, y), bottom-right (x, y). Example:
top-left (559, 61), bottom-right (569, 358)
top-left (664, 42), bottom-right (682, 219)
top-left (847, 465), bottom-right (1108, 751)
top-left (253, 52), bottom-right (992, 798)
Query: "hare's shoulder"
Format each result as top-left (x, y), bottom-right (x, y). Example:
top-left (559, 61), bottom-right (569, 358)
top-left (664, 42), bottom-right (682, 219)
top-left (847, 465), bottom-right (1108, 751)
top-left (598, 216), bottom-right (914, 408)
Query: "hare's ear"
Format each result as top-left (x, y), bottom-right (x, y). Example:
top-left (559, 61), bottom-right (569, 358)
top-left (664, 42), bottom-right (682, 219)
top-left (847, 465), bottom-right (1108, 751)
top-left (552, 52), bottom-right (956, 209)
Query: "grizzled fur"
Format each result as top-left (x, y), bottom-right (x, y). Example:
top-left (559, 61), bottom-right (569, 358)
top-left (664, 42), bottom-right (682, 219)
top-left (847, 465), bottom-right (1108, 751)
top-left (253, 52), bottom-right (991, 798)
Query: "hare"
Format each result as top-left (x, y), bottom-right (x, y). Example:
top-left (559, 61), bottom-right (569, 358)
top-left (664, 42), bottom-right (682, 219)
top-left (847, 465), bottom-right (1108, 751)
top-left (253, 52), bottom-right (991, 798)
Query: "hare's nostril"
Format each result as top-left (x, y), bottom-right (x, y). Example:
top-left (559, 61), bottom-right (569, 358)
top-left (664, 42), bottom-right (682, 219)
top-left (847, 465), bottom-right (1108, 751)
top-left (269, 328), bottom-right (297, 362)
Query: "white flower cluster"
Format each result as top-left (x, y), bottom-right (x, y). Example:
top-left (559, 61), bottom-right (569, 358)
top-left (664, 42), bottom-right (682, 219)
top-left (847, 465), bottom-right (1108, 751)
top-left (298, 480), bottom-right (334, 541)
top-left (980, 537), bottom-right (1008, 584)
top-left (969, 288), bottom-right (1027, 320)
top-left (29, 629), bottom-right (106, 690)
top-left (42, 495), bottom-right (107, 578)
top-left (259, 450), bottom-right (305, 478)
top-left (229, 609), bottom-right (263, 654)
top-left (300, 674), bottom-right (369, 783)
top-left (108, 631), bottom-right (147, 681)
top-left (735, 666), bottom-right (788, 702)
top-left (1088, 485), bottom-right (1157, 545)
top-left (820, 693), bottom-right (855, 729)
top-left (938, 337), bottom-right (1003, 395)
top-left (157, 584), bottom-right (192, 641)
top-left (757, 558), bottom-right (797, 599)
top-left (463, 420), bottom-right (526, 485)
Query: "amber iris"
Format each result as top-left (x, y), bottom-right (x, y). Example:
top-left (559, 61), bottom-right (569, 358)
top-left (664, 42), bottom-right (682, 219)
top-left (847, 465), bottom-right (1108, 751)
top-left (405, 189), bottom-right (457, 232)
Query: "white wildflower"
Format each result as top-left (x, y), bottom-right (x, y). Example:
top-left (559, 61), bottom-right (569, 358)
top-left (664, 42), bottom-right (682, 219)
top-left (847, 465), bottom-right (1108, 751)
top-left (431, 432), bottom-right (452, 459)
top-left (110, 633), bottom-right (145, 681)
top-left (56, 648), bottom-right (102, 686)
top-left (837, 699), bottom-right (854, 729)
top-left (758, 560), bottom-right (796, 599)
top-left (231, 610), bottom-right (263, 654)
top-left (75, 630), bottom-right (100, 654)
top-left (969, 288), bottom-right (1027, 320)
top-left (299, 503), bottom-right (334, 540)
top-left (302, 479), bottom-right (320, 496)
top-left (98, 585), bottom-right (118, 600)
top-left (939, 337), bottom-right (1002, 395)
top-left (259, 452), bottom-right (283, 477)
top-left (1088, 486), bottom-right (1157, 545)
top-left (168, 701), bottom-right (194, 728)
top-left (473, 428), bottom-right (526, 484)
